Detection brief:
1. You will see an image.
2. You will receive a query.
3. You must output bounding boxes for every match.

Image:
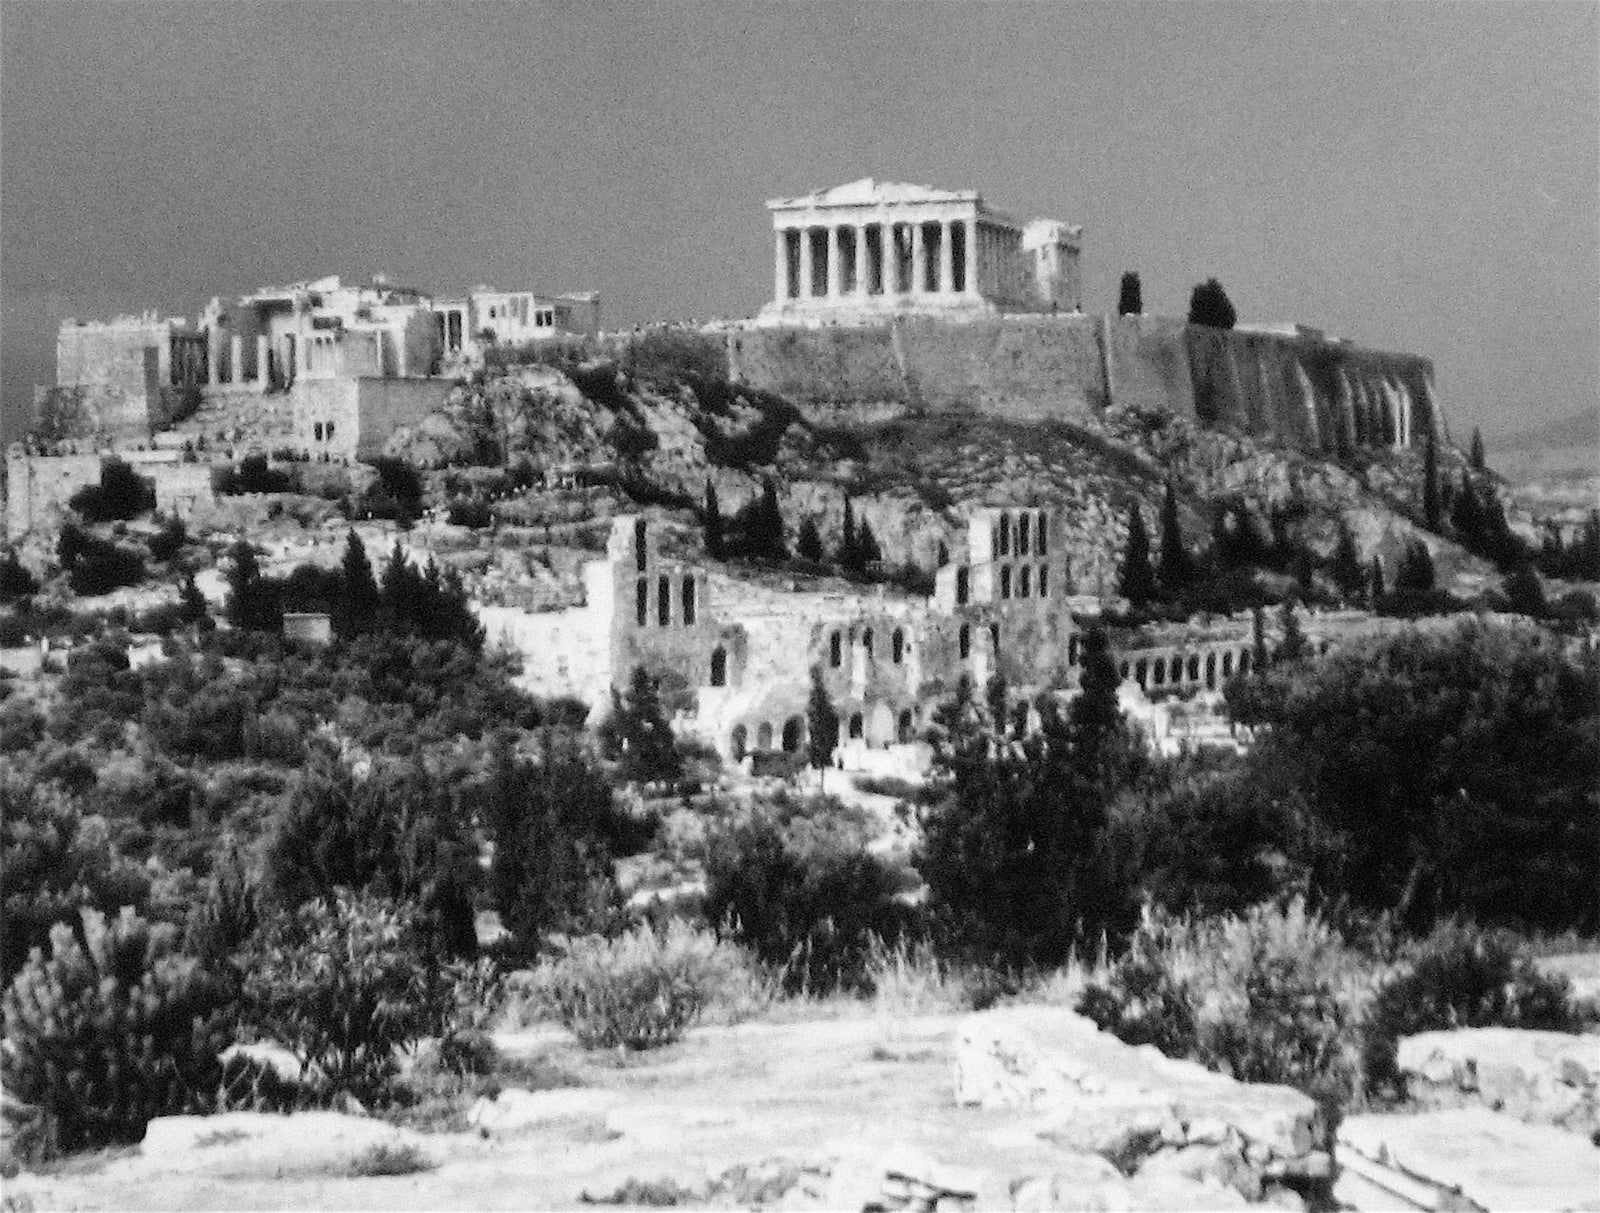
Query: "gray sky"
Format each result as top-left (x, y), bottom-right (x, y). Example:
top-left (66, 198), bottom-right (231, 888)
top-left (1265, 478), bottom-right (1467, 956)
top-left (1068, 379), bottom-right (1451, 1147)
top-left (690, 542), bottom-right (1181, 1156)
top-left (3, 1), bottom-right (1596, 446)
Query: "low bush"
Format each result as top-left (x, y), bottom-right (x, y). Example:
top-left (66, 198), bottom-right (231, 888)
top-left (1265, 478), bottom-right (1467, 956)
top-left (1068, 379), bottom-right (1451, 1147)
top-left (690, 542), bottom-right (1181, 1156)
top-left (1077, 899), bottom-right (1366, 1110)
top-left (212, 454), bottom-right (298, 496)
top-left (2, 907), bottom-right (233, 1156)
top-left (58, 525), bottom-right (146, 596)
top-left (704, 811), bottom-right (911, 994)
top-left (527, 920), bottom-right (749, 1050)
top-left (241, 892), bottom-right (455, 1105)
top-left (1361, 922), bottom-right (1586, 1098)
top-left (68, 459), bottom-right (156, 522)
top-left (446, 498), bottom-right (493, 528)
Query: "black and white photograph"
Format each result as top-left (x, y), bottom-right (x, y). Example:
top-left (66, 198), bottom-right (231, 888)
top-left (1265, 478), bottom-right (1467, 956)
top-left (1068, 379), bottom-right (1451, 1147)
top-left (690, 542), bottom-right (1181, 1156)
top-left (1, 2), bottom-right (1597, 1209)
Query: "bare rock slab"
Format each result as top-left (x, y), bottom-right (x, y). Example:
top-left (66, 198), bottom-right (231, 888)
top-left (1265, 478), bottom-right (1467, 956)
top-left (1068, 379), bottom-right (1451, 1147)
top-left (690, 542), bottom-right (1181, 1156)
top-left (954, 1006), bottom-right (1327, 1201)
top-left (1339, 1108), bottom-right (1600, 1212)
top-left (1396, 1027), bottom-right (1600, 1134)
top-left (135, 1110), bottom-right (429, 1180)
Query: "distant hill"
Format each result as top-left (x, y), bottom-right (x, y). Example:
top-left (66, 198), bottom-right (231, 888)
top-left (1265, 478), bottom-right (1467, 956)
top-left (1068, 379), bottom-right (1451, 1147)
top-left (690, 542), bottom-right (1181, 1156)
top-left (1487, 406), bottom-right (1599, 485)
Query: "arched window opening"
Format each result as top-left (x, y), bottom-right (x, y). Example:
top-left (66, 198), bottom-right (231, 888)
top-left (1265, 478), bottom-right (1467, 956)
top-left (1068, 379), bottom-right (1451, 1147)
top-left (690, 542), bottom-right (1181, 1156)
top-left (1205, 652), bottom-right (1217, 689)
top-left (710, 646), bottom-right (727, 687)
top-left (1038, 566), bottom-right (1049, 597)
top-left (657, 574), bottom-right (671, 626)
top-left (1153, 658), bottom-right (1166, 686)
top-left (1018, 513), bottom-right (1031, 555)
top-left (634, 518), bottom-right (648, 572)
top-left (936, 542), bottom-right (949, 567)
top-left (636, 579), bottom-right (649, 627)
top-left (1222, 652), bottom-right (1234, 679)
top-left (1135, 659), bottom-right (1148, 687)
top-left (1239, 651), bottom-right (1252, 676)
top-left (848, 712), bottom-right (865, 739)
top-left (1018, 566), bottom-right (1031, 598)
top-left (897, 709), bottom-right (914, 744)
top-left (681, 575), bottom-right (696, 626)
top-left (1119, 661), bottom-right (1130, 681)
top-left (756, 722), bottom-right (773, 750)
top-left (892, 628), bottom-right (905, 664)
top-left (829, 630), bottom-right (842, 668)
top-left (1187, 654), bottom-right (1200, 682)
top-left (1068, 635), bottom-right (1080, 666)
top-left (1036, 511), bottom-right (1049, 555)
top-left (861, 628), bottom-right (874, 659)
top-left (730, 724), bottom-right (747, 760)
top-left (959, 624), bottom-right (971, 658)
top-left (781, 717), bottom-right (804, 753)
top-left (1000, 566), bottom-right (1012, 599)
top-left (956, 567), bottom-right (970, 605)
top-left (997, 514), bottom-right (1011, 555)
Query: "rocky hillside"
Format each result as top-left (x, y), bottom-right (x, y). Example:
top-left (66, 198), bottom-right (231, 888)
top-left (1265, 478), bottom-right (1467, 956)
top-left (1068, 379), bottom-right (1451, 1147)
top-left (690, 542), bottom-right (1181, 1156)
top-left (386, 358), bottom-right (1493, 598)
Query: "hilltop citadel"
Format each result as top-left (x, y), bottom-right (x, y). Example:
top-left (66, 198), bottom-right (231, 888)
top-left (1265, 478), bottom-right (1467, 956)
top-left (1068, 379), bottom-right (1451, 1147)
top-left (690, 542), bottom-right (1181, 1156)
top-left (3, 179), bottom-right (1476, 767)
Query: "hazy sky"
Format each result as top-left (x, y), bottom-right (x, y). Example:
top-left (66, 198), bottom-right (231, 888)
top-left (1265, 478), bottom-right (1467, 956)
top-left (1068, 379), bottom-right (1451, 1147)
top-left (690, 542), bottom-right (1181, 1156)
top-left (3, 1), bottom-right (1596, 445)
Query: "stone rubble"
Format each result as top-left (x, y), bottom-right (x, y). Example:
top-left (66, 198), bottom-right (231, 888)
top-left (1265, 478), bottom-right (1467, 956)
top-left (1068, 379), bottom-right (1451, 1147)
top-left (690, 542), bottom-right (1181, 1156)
top-left (1396, 1027), bottom-right (1600, 1136)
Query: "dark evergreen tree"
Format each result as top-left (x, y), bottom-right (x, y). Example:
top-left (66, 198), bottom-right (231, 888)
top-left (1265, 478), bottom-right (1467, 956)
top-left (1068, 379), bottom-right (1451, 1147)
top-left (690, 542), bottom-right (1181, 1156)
top-left (1451, 471), bottom-right (1484, 545)
top-left (1156, 480), bottom-right (1192, 592)
top-left (225, 540), bottom-right (280, 633)
top-left (1422, 430), bottom-right (1441, 530)
top-left (1502, 566), bottom-right (1546, 618)
top-left (805, 665), bottom-right (839, 773)
top-left (1252, 605), bottom-right (1269, 676)
top-left (1368, 555), bottom-right (1386, 605)
top-left (379, 541), bottom-right (421, 631)
top-left (1275, 599), bottom-right (1310, 663)
top-left (796, 517), bottom-right (825, 563)
top-left (856, 517), bottom-right (882, 566)
top-left (838, 497), bottom-right (860, 571)
top-left (1117, 271), bottom-right (1143, 316)
top-left (1469, 427), bottom-right (1487, 472)
top-left (1395, 541), bottom-right (1437, 593)
top-left (1066, 625), bottom-right (1132, 787)
top-left (0, 550), bottom-right (39, 603)
top-left (336, 530), bottom-right (380, 638)
top-left (178, 575), bottom-right (211, 629)
top-left (733, 478), bottom-right (787, 562)
top-left (1187, 278), bottom-right (1237, 329)
top-left (604, 666), bottom-right (682, 786)
top-left (703, 480), bottom-right (724, 559)
top-left (1331, 519), bottom-right (1366, 601)
top-left (1118, 506), bottom-right (1157, 606)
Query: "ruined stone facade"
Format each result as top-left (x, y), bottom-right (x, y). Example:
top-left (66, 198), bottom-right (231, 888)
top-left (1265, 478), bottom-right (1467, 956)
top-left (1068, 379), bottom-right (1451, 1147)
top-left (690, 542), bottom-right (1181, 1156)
top-left (434, 288), bottom-right (602, 364)
top-left (4, 446), bottom-right (214, 541)
top-left (482, 509), bottom-right (1088, 764)
top-left (759, 179), bottom-right (1081, 323)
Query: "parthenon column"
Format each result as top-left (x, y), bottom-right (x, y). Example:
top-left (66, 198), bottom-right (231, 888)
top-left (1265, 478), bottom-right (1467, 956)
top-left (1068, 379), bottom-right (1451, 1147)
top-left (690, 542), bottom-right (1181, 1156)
top-left (774, 230), bottom-right (788, 302)
top-left (208, 328), bottom-right (222, 386)
top-left (883, 224), bottom-right (898, 294)
top-left (798, 228), bottom-right (814, 299)
top-left (910, 223), bottom-right (925, 295)
top-left (854, 224), bottom-right (868, 296)
top-left (229, 335), bottom-right (243, 386)
top-left (256, 335), bottom-right (270, 388)
top-left (966, 217), bottom-right (980, 297)
top-left (939, 219), bottom-right (954, 295)
top-left (826, 226), bottom-right (841, 298)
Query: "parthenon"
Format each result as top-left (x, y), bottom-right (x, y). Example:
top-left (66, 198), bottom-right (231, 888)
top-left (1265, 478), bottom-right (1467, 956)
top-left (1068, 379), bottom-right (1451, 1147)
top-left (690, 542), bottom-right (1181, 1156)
top-left (758, 178), bottom-right (1082, 322)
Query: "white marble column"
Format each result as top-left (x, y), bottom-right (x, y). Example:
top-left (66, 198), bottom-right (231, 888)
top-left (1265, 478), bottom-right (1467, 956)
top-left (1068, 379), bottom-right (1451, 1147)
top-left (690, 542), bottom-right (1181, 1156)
top-left (256, 335), bottom-right (270, 388)
top-left (774, 230), bottom-right (788, 302)
top-left (799, 228), bottom-right (814, 299)
top-left (939, 220), bottom-right (954, 295)
top-left (910, 223), bottom-right (925, 295)
top-left (854, 224), bottom-right (868, 296)
top-left (883, 224), bottom-right (898, 294)
top-left (966, 217), bottom-right (980, 296)
top-left (208, 329), bottom-right (222, 386)
top-left (826, 225), bottom-right (841, 298)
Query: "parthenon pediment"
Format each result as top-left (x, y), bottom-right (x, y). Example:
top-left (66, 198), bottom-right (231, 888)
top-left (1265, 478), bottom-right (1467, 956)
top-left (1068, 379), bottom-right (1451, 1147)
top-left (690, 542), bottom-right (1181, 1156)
top-left (767, 178), bottom-right (980, 210)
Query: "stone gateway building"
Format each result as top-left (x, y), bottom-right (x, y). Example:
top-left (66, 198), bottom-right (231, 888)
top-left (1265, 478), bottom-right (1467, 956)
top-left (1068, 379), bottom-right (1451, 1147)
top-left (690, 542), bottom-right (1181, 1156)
top-left (759, 178), bottom-right (1082, 322)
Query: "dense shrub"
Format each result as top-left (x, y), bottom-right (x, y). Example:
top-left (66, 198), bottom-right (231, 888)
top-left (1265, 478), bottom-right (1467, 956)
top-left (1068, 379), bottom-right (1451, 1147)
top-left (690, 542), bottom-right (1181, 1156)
top-left (212, 454), bottom-right (298, 496)
top-left (1361, 922), bottom-right (1585, 1097)
top-left (1225, 623), bottom-right (1600, 933)
top-left (2, 908), bottom-right (232, 1155)
top-left (57, 524), bottom-right (146, 596)
top-left (704, 810), bottom-right (909, 994)
top-left (1078, 899), bottom-right (1364, 1109)
top-left (241, 892), bottom-right (454, 1104)
top-left (0, 550), bottom-right (39, 603)
top-left (446, 497), bottom-right (493, 528)
top-left (146, 515), bottom-right (188, 563)
top-left (528, 920), bottom-right (747, 1050)
top-left (67, 459), bottom-right (156, 522)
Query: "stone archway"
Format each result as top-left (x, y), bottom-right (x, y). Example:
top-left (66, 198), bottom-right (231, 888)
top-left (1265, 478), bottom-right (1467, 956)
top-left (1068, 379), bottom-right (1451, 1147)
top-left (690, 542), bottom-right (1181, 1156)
top-left (781, 716), bottom-right (804, 753)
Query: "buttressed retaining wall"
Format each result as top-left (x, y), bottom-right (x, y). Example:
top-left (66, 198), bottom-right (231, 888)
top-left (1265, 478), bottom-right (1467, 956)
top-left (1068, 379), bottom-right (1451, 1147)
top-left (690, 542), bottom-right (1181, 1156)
top-left (725, 315), bottom-right (1442, 453)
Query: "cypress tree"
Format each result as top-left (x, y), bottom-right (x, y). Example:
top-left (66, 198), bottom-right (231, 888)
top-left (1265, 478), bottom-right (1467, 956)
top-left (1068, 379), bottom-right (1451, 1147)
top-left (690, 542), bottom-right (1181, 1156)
top-left (225, 539), bottom-right (280, 632)
top-left (1451, 471), bottom-right (1484, 545)
top-left (1157, 480), bottom-right (1192, 592)
top-left (1276, 599), bottom-right (1309, 663)
top-left (1368, 555), bottom-right (1386, 605)
top-left (1331, 518), bottom-right (1365, 601)
top-left (379, 541), bottom-right (421, 633)
top-left (336, 530), bottom-right (379, 638)
top-left (755, 478), bottom-right (787, 561)
top-left (805, 665), bottom-right (839, 775)
top-left (838, 498), bottom-right (859, 570)
top-left (856, 517), bottom-right (882, 566)
top-left (1187, 278), bottom-right (1237, 329)
top-left (796, 517), bottom-right (825, 563)
top-left (1068, 625), bottom-right (1125, 777)
top-left (1469, 427), bottom-right (1486, 473)
top-left (1396, 541), bottom-right (1437, 593)
top-left (703, 480), bottom-right (724, 559)
top-left (1251, 605), bottom-right (1269, 676)
top-left (1422, 430), bottom-right (1441, 530)
top-left (1117, 272), bottom-right (1143, 317)
top-left (1118, 506), bottom-right (1157, 606)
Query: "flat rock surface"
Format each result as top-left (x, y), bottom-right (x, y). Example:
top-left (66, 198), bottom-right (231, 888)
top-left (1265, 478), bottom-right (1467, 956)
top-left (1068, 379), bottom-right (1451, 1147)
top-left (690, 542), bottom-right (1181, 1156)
top-left (1339, 1108), bottom-right (1600, 1212)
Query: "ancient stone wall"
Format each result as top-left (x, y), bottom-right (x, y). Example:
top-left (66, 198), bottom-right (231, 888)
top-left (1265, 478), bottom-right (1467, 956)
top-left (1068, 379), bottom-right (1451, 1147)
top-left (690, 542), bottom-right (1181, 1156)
top-left (727, 314), bottom-right (1442, 455)
top-left (4, 448), bottom-right (216, 540)
top-left (354, 378), bottom-right (455, 460)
